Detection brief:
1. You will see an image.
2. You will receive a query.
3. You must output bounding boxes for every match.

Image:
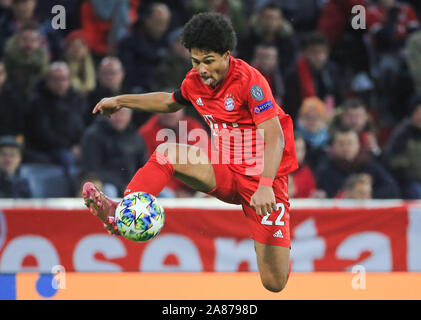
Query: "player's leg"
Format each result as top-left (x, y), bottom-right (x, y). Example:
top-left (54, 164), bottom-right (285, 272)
top-left (254, 241), bottom-right (290, 292)
top-left (155, 142), bottom-right (217, 193)
top-left (83, 142), bottom-right (217, 227)
top-left (238, 175), bottom-right (292, 292)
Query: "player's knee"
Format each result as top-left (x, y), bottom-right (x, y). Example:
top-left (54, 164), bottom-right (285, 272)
top-left (261, 273), bottom-right (288, 293)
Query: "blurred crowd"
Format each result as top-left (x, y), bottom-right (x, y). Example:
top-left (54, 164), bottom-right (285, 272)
top-left (0, 0), bottom-right (421, 200)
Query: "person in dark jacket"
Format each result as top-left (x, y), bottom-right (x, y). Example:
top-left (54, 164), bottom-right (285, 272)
top-left (236, 2), bottom-right (298, 76)
top-left (24, 62), bottom-right (87, 175)
top-left (0, 135), bottom-right (31, 198)
top-left (117, 3), bottom-right (171, 93)
top-left (0, 60), bottom-right (25, 138)
top-left (81, 108), bottom-right (148, 196)
top-left (284, 31), bottom-right (343, 120)
top-left (315, 127), bottom-right (400, 199)
top-left (383, 95), bottom-right (421, 199)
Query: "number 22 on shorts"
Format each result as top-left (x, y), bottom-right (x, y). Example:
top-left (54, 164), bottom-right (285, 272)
top-left (261, 203), bottom-right (285, 226)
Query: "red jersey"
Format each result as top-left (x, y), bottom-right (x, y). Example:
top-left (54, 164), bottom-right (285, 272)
top-left (172, 56), bottom-right (298, 177)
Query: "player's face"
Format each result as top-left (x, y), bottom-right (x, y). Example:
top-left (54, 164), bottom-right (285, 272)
top-left (190, 48), bottom-right (230, 88)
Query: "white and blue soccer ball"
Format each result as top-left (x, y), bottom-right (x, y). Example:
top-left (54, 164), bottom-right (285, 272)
top-left (114, 192), bottom-right (165, 242)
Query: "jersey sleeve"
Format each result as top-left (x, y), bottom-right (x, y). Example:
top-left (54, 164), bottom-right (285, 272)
top-left (171, 78), bottom-right (193, 107)
top-left (246, 71), bottom-right (280, 125)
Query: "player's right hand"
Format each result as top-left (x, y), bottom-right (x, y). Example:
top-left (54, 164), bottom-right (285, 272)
top-left (93, 97), bottom-right (122, 117)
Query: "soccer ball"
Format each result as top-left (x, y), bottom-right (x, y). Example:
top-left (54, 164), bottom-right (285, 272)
top-left (114, 192), bottom-right (165, 242)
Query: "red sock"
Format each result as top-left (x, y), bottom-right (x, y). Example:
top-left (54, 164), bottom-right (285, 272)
top-left (124, 151), bottom-right (174, 197)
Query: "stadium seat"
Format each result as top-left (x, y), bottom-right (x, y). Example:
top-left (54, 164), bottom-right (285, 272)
top-left (20, 163), bottom-right (72, 198)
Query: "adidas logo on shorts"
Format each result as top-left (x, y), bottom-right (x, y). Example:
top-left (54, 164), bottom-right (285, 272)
top-left (273, 229), bottom-right (284, 238)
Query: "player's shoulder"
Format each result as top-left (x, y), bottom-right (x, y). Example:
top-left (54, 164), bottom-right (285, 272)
top-left (231, 57), bottom-right (264, 85)
top-left (183, 67), bottom-right (200, 83)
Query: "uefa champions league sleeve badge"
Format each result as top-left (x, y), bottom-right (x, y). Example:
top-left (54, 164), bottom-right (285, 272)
top-left (250, 85), bottom-right (264, 101)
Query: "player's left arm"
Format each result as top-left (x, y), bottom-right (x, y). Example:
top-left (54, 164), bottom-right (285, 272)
top-left (250, 116), bottom-right (285, 216)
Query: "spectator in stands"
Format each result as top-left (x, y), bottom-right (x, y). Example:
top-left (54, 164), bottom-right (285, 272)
top-left (81, 108), bottom-right (148, 196)
top-left (0, 0), bottom-right (13, 56)
top-left (186, 0), bottom-right (247, 35)
top-left (24, 62), bottom-right (87, 179)
top-left (318, 0), bottom-right (368, 47)
top-left (139, 108), bottom-right (209, 197)
top-left (255, 0), bottom-right (323, 34)
top-left (367, 0), bottom-right (419, 55)
top-left (236, 2), bottom-right (297, 75)
top-left (87, 57), bottom-right (141, 127)
top-left (154, 27), bottom-right (191, 91)
top-left (284, 31), bottom-right (343, 120)
top-left (383, 95), bottom-right (421, 199)
top-left (64, 30), bottom-right (96, 95)
top-left (317, 0), bottom-right (370, 92)
top-left (340, 173), bottom-right (373, 200)
top-left (406, 30), bottom-right (421, 95)
top-left (0, 135), bottom-right (31, 198)
top-left (367, 0), bottom-right (420, 123)
top-left (315, 127), bottom-right (400, 198)
top-left (81, 0), bottom-right (138, 58)
top-left (118, 2), bottom-right (171, 93)
top-left (0, 60), bottom-right (25, 138)
top-left (3, 22), bottom-right (49, 102)
top-left (290, 132), bottom-right (326, 198)
top-left (329, 98), bottom-right (381, 157)
top-left (295, 96), bottom-right (330, 170)
top-left (0, 0), bottom-right (36, 56)
top-left (0, 0), bottom-right (63, 61)
top-left (251, 44), bottom-right (284, 105)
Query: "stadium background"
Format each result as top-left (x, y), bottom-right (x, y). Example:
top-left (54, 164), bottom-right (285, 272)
top-left (0, 0), bottom-right (421, 300)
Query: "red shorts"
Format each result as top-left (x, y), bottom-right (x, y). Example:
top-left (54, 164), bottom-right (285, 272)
top-left (206, 160), bottom-right (291, 247)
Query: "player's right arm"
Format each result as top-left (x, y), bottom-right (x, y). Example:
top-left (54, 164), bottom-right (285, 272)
top-left (93, 92), bottom-right (185, 117)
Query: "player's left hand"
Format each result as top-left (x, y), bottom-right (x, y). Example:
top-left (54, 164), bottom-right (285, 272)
top-left (250, 185), bottom-right (277, 216)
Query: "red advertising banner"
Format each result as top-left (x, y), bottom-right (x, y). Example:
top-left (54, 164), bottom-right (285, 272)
top-left (0, 202), bottom-right (419, 273)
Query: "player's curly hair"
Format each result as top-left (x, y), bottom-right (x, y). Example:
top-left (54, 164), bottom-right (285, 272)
top-left (181, 12), bottom-right (237, 54)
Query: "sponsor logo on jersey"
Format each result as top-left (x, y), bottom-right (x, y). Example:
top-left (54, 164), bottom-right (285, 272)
top-left (253, 101), bottom-right (273, 114)
top-left (250, 85), bottom-right (264, 101)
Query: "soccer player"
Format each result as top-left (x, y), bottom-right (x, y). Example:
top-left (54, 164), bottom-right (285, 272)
top-left (83, 12), bottom-right (298, 293)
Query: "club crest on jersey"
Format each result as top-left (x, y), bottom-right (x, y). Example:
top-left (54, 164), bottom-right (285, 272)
top-left (224, 94), bottom-right (235, 111)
